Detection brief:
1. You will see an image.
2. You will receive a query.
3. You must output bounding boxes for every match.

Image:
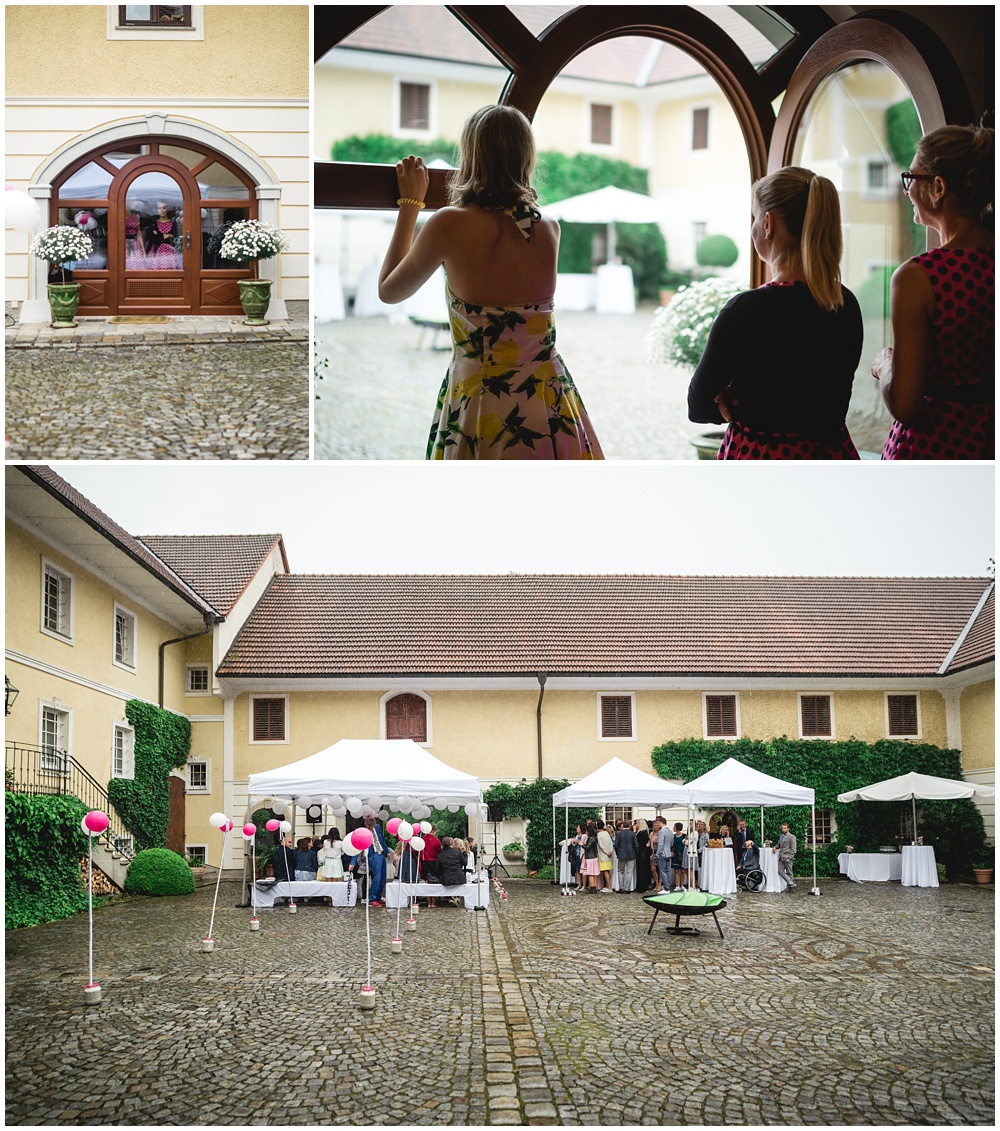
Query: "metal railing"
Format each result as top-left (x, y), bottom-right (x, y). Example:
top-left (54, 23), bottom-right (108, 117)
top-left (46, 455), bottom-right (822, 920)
top-left (5, 740), bottom-right (135, 863)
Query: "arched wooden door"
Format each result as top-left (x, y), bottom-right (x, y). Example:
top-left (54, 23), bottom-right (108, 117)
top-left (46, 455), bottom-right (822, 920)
top-left (385, 693), bottom-right (428, 742)
top-left (50, 137), bottom-right (257, 316)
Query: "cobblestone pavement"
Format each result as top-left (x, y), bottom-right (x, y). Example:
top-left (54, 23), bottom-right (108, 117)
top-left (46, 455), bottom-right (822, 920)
top-left (5, 878), bottom-right (993, 1126)
top-left (5, 303), bottom-right (309, 460)
top-left (314, 311), bottom-right (894, 461)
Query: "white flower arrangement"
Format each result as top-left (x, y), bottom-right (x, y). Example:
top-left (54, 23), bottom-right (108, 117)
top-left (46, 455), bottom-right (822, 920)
top-left (644, 276), bottom-right (745, 370)
top-left (29, 225), bottom-right (95, 283)
top-left (218, 219), bottom-right (286, 265)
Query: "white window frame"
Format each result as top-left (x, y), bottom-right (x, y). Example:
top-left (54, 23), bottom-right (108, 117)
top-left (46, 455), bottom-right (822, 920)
top-left (379, 688), bottom-right (433, 746)
top-left (113, 603), bottom-right (138, 672)
top-left (689, 104), bottom-right (711, 153)
top-left (864, 155), bottom-right (895, 198)
top-left (112, 721), bottom-right (135, 779)
top-left (393, 76), bottom-right (436, 138)
top-left (249, 694), bottom-right (289, 745)
top-left (702, 692), bottom-right (741, 740)
top-left (585, 100), bottom-right (617, 152)
top-left (186, 843), bottom-right (208, 865)
top-left (107, 5), bottom-right (205, 42)
top-left (798, 692), bottom-right (835, 739)
top-left (186, 758), bottom-right (210, 793)
top-left (186, 664), bottom-right (211, 696)
top-left (597, 691), bottom-right (637, 742)
top-left (885, 692), bottom-right (922, 739)
top-left (38, 700), bottom-right (73, 775)
top-left (40, 558), bottom-right (75, 643)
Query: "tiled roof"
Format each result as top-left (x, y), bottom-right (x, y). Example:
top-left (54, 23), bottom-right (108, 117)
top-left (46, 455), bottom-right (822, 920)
top-left (947, 585), bottom-right (995, 673)
top-left (14, 466), bottom-right (218, 618)
top-left (139, 535), bottom-right (287, 616)
top-left (334, 5), bottom-right (774, 86)
top-left (217, 575), bottom-right (994, 680)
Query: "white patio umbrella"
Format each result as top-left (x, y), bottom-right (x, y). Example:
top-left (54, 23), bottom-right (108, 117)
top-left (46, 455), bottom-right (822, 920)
top-left (543, 185), bottom-right (666, 262)
top-left (837, 772), bottom-right (995, 843)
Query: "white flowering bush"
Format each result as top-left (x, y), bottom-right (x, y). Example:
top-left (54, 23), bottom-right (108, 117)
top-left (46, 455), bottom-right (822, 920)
top-left (645, 276), bottom-right (745, 369)
top-left (29, 225), bottom-right (94, 282)
top-left (218, 219), bottom-right (286, 264)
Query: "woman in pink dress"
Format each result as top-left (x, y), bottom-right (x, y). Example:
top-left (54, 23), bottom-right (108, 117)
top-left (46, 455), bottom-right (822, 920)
top-left (873, 121), bottom-right (994, 459)
top-left (144, 200), bottom-right (182, 269)
top-left (124, 199), bottom-right (146, 269)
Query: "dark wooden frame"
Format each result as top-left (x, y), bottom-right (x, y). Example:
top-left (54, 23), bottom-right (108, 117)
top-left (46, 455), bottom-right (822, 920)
top-left (118, 5), bottom-right (192, 28)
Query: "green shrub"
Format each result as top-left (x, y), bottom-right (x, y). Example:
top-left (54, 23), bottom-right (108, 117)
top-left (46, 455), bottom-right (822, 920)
top-left (125, 848), bottom-right (196, 896)
top-left (486, 780), bottom-right (597, 870)
top-left (5, 792), bottom-right (93, 930)
top-left (331, 133), bottom-right (458, 166)
top-left (856, 265), bottom-right (896, 321)
top-left (696, 233), bottom-right (739, 268)
top-left (616, 223), bottom-right (668, 301)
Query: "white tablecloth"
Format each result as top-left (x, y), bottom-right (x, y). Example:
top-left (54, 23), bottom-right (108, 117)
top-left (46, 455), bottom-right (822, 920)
top-left (595, 263), bottom-right (636, 314)
top-left (838, 853), bottom-right (902, 882)
top-left (253, 880), bottom-right (357, 909)
top-left (554, 273), bottom-right (597, 311)
top-left (901, 845), bottom-right (939, 888)
top-left (699, 847), bottom-right (737, 895)
top-left (559, 842), bottom-right (574, 884)
top-left (385, 874), bottom-right (489, 911)
top-left (314, 262), bottom-right (345, 322)
top-left (758, 847), bottom-right (787, 892)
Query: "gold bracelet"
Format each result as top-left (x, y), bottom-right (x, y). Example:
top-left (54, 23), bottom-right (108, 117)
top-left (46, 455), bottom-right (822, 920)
top-left (397, 197), bottom-right (426, 209)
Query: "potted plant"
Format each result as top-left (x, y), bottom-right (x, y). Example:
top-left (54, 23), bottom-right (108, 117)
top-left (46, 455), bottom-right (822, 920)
top-left (185, 854), bottom-right (207, 881)
top-left (217, 218), bottom-right (287, 324)
top-left (971, 848), bottom-right (994, 884)
top-left (644, 276), bottom-right (744, 458)
top-left (502, 838), bottom-right (525, 861)
top-left (28, 224), bottom-right (95, 328)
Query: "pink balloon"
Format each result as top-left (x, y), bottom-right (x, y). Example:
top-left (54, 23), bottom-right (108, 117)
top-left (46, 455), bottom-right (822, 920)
top-left (265, 819), bottom-right (281, 832)
top-left (242, 823), bottom-right (257, 838)
top-left (84, 810), bottom-right (109, 834)
top-left (351, 827), bottom-right (373, 851)
top-left (220, 819), bottom-right (234, 833)
top-left (386, 817), bottom-right (402, 836)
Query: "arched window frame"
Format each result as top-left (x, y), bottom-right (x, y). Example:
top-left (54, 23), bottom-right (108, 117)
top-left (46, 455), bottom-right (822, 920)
top-left (379, 688), bottom-right (433, 746)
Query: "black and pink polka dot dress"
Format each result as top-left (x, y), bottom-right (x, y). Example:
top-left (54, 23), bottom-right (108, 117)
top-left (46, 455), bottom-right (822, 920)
top-left (882, 247), bottom-right (994, 460)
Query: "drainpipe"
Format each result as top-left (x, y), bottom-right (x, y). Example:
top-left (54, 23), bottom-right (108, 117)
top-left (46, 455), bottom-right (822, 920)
top-left (536, 673), bottom-right (547, 780)
top-left (158, 616), bottom-right (220, 708)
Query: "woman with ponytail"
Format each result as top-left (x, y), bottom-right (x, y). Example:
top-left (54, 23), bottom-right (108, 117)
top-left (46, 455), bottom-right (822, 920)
top-left (687, 166), bottom-right (863, 459)
top-left (873, 120), bottom-right (994, 459)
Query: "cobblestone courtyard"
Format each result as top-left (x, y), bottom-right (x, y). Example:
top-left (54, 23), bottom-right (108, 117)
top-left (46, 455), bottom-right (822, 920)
top-left (5, 878), bottom-right (994, 1126)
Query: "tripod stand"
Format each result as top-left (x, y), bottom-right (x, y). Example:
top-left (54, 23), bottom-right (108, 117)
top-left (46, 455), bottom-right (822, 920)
top-left (485, 818), bottom-right (509, 877)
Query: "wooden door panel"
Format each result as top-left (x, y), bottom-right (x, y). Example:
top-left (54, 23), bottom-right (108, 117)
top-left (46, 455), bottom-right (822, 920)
top-left (166, 774), bottom-right (186, 856)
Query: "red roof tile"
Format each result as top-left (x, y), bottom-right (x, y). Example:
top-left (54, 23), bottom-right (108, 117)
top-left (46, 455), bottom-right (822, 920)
top-left (139, 534), bottom-right (287, 616)
top-left (217, 575), bottom-right (994, 680)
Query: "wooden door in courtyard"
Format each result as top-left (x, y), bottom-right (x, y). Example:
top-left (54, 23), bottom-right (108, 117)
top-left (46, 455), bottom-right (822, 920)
top-left (386, 694), bottom-right (428, 742)
top-left (166, 774), bottom-right (187, 856)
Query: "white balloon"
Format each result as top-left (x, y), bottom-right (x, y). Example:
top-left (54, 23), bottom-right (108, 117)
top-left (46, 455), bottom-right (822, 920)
top-left (368, 795), bottom-right (383, 810)
top-left (432, 797), bottom-right (447, 810)
top-left (299, 795), bottom-right (313, 808)
top-left (346, 797), bottom-right (361, 811)
top-left (329, 794), bottom-right (344, 809)
top-left (396, 795), bottom-right (408, 808)
top-left (448, 804), bottom-right (460, 813)
top-left (420, 820), bottom-right (432, 834)
top-left (333, 807), bottom-right (347, 819)
top-left (209, 812), bottom-right (228, 828)
top-left (378, 809), bottom-right (390, 821)
top-left (479, 804), bottom-right (489, 818)
top-left (361, 805), bottom-right (375, 818)
top-left (464, 803), bottom-right (478, 817)
top-left (271, 800), bottom-right (286, 816)
top-left (410, 836), bottom-right (425, 853)
top-left (342, 831), bottom-right (357, 853)
top-left (279, 820), bottom-right (292, 833)
top-left (4, 190), bottom-right (45, 233)
top-left (397, 821), bottom-right (414, 841)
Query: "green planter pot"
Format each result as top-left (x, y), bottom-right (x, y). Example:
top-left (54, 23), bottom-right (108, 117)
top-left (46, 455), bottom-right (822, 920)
top-left (238, 278), bottom-right (273, 325)
top-left (47, 282), bottom-right (82, 328)
top-left (690, 430), bottom-right (726, 460)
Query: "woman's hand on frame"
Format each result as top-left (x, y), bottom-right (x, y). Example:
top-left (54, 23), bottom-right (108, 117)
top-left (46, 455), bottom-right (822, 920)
top-left (396, 155), bottom-right (430, 203)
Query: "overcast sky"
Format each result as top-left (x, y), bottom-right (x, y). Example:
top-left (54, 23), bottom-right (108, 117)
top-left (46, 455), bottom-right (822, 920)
top-left (44, 461), bottom-right (994, 579)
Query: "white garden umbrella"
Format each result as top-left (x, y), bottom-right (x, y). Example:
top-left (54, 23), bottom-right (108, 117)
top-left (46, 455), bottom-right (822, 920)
top-left (837, 772), bottom-right (995, 843)
top-left (543, 185), bottom-right (666, 262)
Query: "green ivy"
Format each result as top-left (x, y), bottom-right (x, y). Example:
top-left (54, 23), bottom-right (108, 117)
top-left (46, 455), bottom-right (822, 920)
top-left (485, 780), bottom-right (598, 869)
top-left (5, 792), bottom-right (95, 930)
top-left (331, 133), bottom-right (459, 166)
top-left (650, 737), bottom-right (988, 879)
top-left (107, 700), bottom-right (190, 852)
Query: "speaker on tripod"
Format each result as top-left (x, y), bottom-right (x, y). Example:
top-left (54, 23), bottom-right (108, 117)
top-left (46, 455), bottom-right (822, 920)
top-left (485, 799), bottom-right (509, 877)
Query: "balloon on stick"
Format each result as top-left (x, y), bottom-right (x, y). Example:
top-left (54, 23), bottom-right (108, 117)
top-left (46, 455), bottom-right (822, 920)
top-left (204, 818), bottom-right (233, 949)
top-left (82, 811), bottom-right (107, 1002)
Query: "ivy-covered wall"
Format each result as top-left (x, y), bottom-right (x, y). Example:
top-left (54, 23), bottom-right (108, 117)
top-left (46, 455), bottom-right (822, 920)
top-left (485, 779), bottom-right (598, 870)
top-left (651, 737), bottom-right (989, 879)
top-left (107, 700), bottom-right (191, 852)
top-left (5, 792), bottom-right (91, 930)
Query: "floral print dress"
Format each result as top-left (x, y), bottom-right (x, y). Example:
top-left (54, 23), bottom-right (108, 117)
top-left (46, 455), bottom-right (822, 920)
top-left (426, 205), bottom-right (603, 460)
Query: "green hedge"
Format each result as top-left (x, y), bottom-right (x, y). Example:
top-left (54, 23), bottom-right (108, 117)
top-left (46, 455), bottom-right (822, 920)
top-left (5, 792), bottom-right (93, 930)
top-left (650, 737), bottom-right (988, 879)
top-left (485, 779), bottom-right (598, 869)
top-left (124, 848), bottom-right (196, 897)
top-left (107, 701), bottom-right (190, 852)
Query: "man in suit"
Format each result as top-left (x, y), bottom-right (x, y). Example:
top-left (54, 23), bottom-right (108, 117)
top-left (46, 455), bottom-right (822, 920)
top-left (776, 822), bottom-right (797, 890)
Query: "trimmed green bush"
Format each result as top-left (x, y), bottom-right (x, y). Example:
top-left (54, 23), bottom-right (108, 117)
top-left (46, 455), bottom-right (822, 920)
top-left (696, 233), bottom-right (739, 268)
top-left (5, 792), bottom-right (92, 930)
top-left (124, 848), bottom-right (196, 896)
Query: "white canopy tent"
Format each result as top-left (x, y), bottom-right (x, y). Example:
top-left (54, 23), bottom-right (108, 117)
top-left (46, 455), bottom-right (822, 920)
top-left (544, 185), bottom-right (667, 262)
top-left (837, 771), bottom-right (995, 844)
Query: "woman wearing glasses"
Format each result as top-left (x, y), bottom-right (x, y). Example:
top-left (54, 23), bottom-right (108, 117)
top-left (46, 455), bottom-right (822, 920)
top-left (687, 166), bottom-right (863, 459)
top-left (872, 121), bottom-right (994, 459)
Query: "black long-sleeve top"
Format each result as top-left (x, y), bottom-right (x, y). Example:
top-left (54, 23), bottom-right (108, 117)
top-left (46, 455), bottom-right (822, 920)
top-left (687, 282), bottom-right (863, 436)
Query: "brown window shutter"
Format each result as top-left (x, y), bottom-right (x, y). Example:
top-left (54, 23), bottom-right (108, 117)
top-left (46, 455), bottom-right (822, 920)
top-left (887, 695), bottom-right (918, 736)
top-left (253, 697), bottom-right (285, 741)
top-left (400, 83), bottom-right (430, 130)
top-left (386, 693), bottom-right (427, 743)
top-left (601, 696), bottom-right (632, 738)
top-left (692, 107), bottom-right (709, 150)
top-left (706, 695), bottom-right (737, 737)
top-left (801, 695), bottom-right (831, 737)
top-left (591, 104), bottom-right (613, 145)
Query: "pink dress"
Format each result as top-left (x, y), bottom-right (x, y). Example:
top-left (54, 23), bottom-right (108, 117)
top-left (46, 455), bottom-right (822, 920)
top-left (882, 247), bottom-right (994, 459)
